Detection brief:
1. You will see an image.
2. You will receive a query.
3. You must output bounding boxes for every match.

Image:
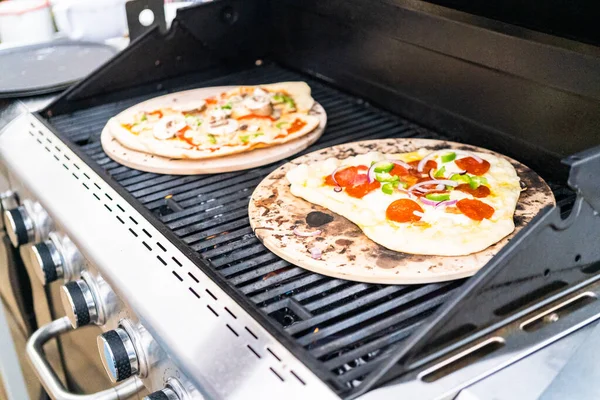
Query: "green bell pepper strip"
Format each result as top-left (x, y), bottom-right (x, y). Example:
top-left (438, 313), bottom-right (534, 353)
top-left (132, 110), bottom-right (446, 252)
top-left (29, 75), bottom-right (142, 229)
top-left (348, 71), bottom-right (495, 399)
top-left (374, 162), bottom-right (394, 173)
top-left (434, 166), bottom-right (446, 178)
top-left (382, 183), bottom-right (394, 195)
top-left (425, 193), bottom-right (450, 201)
top-left (441, 152), bottom-right (456, 163)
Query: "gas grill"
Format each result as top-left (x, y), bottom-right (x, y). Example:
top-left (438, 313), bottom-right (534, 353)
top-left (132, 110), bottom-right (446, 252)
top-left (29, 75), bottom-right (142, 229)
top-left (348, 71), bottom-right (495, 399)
top-left (1, 1), bottom-right (600, 399)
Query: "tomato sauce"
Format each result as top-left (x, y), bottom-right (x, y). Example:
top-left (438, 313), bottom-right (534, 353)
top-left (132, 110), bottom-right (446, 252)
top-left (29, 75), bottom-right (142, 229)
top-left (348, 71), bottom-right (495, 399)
top-left (455, 157), bottom-right (490, 176)
top-left (176, 126), bottom-right (195, 146)
top-left (287, 118), bottom-right (307, 134)
top-left (456, 199), bottom-right (495, 221)
top-left (386, 199), bottom-right (424, 223)
top-left (455, 184), bottom-right (490, 198)
top-left (148, 110), bottom-right (163, 118)
top-left (237, 114), bottom-right (276, 121)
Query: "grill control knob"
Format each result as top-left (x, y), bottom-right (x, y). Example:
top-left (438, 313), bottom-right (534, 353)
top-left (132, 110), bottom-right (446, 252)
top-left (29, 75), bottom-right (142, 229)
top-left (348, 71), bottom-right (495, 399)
top-left (3, 200), bottom-right (53, 247)
top-left (60, 280), bottom-right (98, 328)
top-left (3, 206), bottom-right (34, 247)
top-left (0, 190), bottom-right (18, 230)
top-left (31, 240), bottom-right (63, 285)
top-left (97, 328), bottom-right (139, 383)
top-left (144, 388), bottom-right (180, 400)
top-left (143, 378), bottom-right (188, 400)
top-left (29, 233), bottom-right (83, 285)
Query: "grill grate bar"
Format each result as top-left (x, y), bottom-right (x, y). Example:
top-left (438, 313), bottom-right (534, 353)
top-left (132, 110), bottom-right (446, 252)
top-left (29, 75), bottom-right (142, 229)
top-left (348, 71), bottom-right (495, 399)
top-left (322, 320), bottom-right (426, 370)
top-left (308, 291), bottom-right (453, 358)
top-left (294, 284), bottom-right (453, 347)
top-left (191, 226), bottom-right (255, 252)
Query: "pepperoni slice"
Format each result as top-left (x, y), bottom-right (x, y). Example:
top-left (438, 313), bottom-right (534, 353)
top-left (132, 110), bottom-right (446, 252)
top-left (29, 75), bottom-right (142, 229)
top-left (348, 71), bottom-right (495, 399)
top-left (455, 184), bottom-right (491, 198)
top-left (456, 199), bottom-right (495, 221)
top-left (455, 157), bottom-right (490, 176)
top-left (345, 180), bottom-right (381, 198)
top-left (324, 166), bottom-right (368, 187)
top-left (409, 160), bottom-right (438, 174)
top-left (389, 164), bottom-right (410, 177)
top-left (386, 199), bottom-right (424, 223)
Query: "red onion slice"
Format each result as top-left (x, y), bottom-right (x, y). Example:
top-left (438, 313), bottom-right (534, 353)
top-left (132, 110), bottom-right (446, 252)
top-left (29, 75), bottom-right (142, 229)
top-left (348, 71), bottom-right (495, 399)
top-left (435, 199), bottom-right (458, 208)
top-left (409, 179), bottom-right (458, 195)
top-left (417, 149), bottom-right (484, 172)
top-left (293, 228), bottom-right (322, 237)
top-left (330, 166), bottom-right (346, 187)
top-left (419, 198), bottom-right (439, 207)
top-left (420, 198), bottom-right (458, 208)
top-left (413, 210), bottom-right (425, 218)
top-left (333, 186), bottom-right (342, 193)
top-left (309, 246), bottom-right (322, 259)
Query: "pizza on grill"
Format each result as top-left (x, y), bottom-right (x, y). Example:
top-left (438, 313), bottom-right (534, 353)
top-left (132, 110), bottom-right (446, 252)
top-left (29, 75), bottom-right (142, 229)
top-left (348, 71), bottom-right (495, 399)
top-left (285, 148), bottom-right (522, 256)
top-left (106, 82), bottom-right (320, 159)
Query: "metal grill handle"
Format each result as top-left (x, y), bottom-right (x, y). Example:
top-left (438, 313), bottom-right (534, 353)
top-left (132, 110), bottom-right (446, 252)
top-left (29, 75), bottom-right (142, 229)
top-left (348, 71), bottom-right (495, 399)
top-left (26, 316), bottom-right (144, 400)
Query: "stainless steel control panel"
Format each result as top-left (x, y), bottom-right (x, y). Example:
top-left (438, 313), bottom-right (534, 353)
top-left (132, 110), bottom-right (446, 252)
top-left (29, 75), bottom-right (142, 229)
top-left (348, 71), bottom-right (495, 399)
top-left (0, 153), bottom-right (200, 400)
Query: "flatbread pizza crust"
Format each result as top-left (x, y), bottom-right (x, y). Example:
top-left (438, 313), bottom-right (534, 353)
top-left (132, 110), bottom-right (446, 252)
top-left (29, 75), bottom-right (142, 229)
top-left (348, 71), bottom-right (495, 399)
top-left (105, 82), bottom-right (318, 160)
top-left (100, 102), bottom-right (327, 175)
top-left (249, 139), bottom-right (555, 284)
top-left (107, 113), bottom-right (320, 160)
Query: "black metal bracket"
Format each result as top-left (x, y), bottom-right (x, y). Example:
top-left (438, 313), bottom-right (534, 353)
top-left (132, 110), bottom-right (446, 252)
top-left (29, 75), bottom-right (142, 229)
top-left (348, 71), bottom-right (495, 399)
top-left (356, 145), bottom-right (600, 395)
top-left (126, 0), bottom-right (167, 42)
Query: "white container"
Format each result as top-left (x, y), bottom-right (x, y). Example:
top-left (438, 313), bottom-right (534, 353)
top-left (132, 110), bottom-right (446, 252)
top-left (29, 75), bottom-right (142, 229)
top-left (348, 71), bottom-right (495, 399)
top-left (50, 0), bottom-right (128, 42)
top-left (0, 0), bottom-right (55, 45)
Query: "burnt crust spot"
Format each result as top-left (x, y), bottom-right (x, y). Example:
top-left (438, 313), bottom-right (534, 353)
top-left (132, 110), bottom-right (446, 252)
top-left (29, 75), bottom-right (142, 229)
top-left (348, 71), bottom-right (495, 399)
top-left (306, 211), bottom-right (334, 227)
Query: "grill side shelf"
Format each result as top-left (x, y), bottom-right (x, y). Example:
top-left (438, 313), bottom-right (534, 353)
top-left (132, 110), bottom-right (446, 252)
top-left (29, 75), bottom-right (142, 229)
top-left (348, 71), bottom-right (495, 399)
top-left (358, 146), bottom-right (600, 395)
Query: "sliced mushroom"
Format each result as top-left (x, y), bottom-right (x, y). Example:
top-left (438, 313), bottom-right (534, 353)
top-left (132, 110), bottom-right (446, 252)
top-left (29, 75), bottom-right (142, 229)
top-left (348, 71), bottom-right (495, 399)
top-left (153, 115), bottom-right (187, 140)
top-left (243, 89), bottom-right (273, 116)
top-left (207, 119), bottom-right (239, 135)
top-left (171, 99), bottom-right (207, 113)
top-left (209, 108), bottom-right (231, 122)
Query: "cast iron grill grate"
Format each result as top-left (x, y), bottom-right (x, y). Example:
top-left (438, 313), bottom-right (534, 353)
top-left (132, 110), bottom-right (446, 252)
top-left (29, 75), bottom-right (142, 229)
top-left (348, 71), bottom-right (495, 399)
top-left (48, 63), bottom-right (576, 393)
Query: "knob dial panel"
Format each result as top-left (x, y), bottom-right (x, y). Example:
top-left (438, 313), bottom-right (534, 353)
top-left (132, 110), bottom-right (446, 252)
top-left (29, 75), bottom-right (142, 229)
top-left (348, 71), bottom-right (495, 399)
top-left (31, 240), bottom-right (63, 285)
top-left (144, 387), bottom-right (180, 400)
top-left (3, 206), bottom-right (34, 247)
top-left (98, 328), bottom-right (139, 382)
top-left (60, 280), bottom-right (98, 328)
top-left (29, 233), bottom-right (83, 286)
top-left (0, 190), bottom-right (18, 230)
